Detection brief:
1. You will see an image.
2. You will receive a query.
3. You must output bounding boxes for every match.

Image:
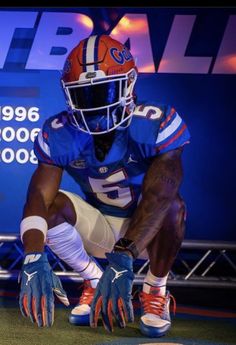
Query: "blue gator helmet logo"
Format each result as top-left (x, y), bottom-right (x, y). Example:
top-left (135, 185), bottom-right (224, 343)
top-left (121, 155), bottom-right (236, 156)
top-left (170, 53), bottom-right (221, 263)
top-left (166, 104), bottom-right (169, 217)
top-left (110, 47), bottom-right (133, 64)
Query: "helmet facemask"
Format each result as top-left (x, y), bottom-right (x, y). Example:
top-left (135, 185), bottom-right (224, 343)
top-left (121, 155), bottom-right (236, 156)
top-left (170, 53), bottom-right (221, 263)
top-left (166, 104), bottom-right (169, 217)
top-left (62, 68), bottom-right (137, 135)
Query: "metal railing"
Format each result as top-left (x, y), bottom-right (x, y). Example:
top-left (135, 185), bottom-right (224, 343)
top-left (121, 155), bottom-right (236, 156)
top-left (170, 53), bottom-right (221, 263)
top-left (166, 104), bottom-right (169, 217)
top-left (0, 234), bottom-right (236, 289)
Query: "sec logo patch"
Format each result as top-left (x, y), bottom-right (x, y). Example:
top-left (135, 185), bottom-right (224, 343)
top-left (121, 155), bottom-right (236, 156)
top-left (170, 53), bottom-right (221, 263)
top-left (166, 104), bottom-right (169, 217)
top-left (99, 166), bottom-right (108, 173)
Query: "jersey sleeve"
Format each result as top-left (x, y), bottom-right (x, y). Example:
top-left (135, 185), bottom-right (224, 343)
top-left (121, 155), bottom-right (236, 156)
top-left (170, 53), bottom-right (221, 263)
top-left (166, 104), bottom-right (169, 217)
top-left (33, 125), bottom-right (56, 165)
top-left (155, 106), bottom-right (190, 154)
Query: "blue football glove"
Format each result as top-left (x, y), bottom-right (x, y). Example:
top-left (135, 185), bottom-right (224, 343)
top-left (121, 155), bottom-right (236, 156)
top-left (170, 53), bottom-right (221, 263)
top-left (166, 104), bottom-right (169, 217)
top-left (19, 252), bottom-right (69, 327)
top-left (90, 252), bottom-right (134, 332)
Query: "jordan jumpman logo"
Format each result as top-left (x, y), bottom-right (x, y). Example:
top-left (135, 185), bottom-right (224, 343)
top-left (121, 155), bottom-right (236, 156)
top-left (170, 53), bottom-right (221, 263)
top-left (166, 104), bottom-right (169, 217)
top-left (110, 267), bottom-right (128, 283)
top-left (24, 271), bottom-right (38, 285)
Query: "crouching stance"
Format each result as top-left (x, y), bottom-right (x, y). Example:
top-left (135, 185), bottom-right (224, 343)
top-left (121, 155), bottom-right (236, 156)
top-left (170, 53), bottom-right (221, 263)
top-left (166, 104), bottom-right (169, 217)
top-left (19, 34), bottom-right (190, 337)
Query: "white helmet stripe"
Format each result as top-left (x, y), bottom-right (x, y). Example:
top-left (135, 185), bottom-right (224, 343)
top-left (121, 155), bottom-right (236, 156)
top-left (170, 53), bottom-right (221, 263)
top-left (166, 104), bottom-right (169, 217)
top-left (85, 35), bottom-right (97, 72)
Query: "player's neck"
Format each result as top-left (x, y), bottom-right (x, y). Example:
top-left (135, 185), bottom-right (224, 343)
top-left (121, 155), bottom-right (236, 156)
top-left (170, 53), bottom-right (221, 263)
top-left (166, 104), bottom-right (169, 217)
top-left (93, 131), bottom-right (116, 162)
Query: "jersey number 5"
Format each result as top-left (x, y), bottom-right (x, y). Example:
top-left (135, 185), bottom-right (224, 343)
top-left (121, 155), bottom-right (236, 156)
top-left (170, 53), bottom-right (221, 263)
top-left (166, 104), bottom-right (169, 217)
top-left (88, 169), bottom-right (133, 208)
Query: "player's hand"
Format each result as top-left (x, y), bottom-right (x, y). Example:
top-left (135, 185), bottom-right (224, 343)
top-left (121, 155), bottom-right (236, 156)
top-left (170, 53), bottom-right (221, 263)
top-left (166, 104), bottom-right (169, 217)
top-left (19, 252), bottom-right (69, 327)
top-left (90, 252), bottom-right (134, 332)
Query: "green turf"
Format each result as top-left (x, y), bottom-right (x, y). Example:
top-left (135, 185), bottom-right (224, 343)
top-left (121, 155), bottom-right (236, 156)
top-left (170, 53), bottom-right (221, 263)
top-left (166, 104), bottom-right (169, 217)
top-left (0, 308), bottom-right (235, 345)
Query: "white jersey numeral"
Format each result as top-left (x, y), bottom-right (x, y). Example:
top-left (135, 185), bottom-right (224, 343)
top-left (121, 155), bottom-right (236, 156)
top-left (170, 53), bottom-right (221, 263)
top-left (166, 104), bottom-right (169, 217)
top-left (88, 169), bottom-right (133, 208)
top-left (135, 105), bottom-right (163, 120)
top-left (51, 118), bottom-right (64, 129)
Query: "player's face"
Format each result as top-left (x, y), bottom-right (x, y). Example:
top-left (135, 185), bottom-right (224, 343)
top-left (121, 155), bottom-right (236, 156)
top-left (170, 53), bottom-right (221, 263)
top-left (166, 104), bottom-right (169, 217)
top-left (69, 80), bottom-right (122, 110)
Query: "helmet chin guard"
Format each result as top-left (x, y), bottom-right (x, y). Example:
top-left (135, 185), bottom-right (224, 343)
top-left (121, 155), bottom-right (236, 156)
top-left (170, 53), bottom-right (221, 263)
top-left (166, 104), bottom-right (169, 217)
top-left (61, 34), bottom-right (138, 135)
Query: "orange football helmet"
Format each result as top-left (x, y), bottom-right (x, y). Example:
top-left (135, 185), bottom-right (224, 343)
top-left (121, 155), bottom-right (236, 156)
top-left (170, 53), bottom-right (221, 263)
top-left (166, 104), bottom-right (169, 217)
top-left (61, 34), bottom-right (138, 135)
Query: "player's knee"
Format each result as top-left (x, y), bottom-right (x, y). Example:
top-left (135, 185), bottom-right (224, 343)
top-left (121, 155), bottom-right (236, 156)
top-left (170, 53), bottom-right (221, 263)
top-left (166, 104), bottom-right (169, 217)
top-left (47, 191), bottom-right (76, 228)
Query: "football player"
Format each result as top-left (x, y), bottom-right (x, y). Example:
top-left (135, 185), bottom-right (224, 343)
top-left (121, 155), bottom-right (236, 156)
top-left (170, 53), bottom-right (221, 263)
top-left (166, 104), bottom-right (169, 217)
top-left (19, 34), bottom-right (190, 337)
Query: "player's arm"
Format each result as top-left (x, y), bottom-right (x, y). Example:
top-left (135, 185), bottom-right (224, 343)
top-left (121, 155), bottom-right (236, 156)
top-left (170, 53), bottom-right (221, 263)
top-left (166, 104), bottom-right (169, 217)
top-left (122, 146), bottom-right (183, 256)
top-left (21, 162), bottom-right (63, 253)
top-left (91, 147), bottom-right (184, 331)
top-left (19, 162), bottom-right (69, 328)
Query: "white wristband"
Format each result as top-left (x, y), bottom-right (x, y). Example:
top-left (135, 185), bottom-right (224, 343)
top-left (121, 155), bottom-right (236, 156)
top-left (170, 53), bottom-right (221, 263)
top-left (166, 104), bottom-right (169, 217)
top-left (20, 216), bottom-right (48, 243)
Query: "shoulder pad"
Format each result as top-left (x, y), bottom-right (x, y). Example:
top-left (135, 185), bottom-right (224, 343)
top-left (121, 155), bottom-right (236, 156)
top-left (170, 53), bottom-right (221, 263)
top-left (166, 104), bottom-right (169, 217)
top-left (129, 103), bottom-right (169, 144)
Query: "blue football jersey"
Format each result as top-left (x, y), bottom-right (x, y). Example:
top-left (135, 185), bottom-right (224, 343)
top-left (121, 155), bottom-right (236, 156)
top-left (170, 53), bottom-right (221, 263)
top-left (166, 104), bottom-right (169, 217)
top-left (34, 103), bottom-right (190, 217)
